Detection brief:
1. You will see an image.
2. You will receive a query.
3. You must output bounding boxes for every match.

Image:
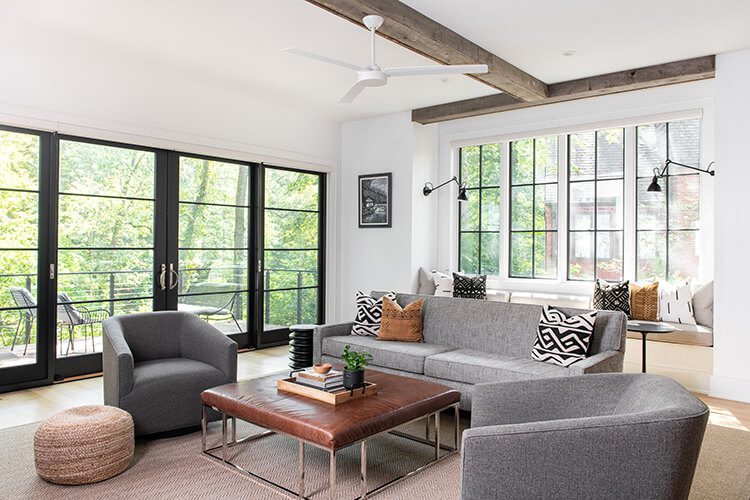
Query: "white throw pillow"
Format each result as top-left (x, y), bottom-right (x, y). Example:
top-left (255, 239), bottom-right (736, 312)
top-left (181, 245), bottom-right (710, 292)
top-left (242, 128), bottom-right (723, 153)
top-left (431, 271), bottom-right (453, 297)
top-left (659, 281), bottom-right (696, 325)
top-left (692, 281), bottom-right (714, 327)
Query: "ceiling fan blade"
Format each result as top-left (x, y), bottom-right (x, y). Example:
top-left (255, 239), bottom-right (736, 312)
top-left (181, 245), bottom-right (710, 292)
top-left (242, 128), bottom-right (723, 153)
top-left (339, 80), bottom-right (368, 104)
top-left (281, 47), bottom-right (364, 72)
top-left (384, 64), bottom-right (489, 77)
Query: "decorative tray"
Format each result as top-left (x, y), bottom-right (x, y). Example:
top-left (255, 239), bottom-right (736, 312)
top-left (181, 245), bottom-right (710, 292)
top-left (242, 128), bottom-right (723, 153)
top-left (277, 378), bottom-right (377, 405)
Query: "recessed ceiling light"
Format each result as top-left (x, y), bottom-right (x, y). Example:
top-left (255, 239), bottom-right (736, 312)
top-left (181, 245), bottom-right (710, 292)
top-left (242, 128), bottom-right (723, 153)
top-left (563, 50), bottom-right (577, 57)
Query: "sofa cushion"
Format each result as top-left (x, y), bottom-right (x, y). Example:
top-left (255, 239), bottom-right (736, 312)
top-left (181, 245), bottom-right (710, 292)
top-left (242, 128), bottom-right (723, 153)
top-left (417, 267), bottom-right (436, 295)
top-left (508, 292), bottom-right (590, 308)
top-left (132, 358), bottom-right (226, 392)
top-left (322, 335), bottom-right (455, 374)
top-left (424, 349), bottom-right (569, 385)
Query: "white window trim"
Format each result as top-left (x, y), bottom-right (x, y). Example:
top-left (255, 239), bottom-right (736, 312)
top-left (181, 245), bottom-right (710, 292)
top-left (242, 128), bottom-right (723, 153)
top-left (445, 107), bottom-right (714, 295)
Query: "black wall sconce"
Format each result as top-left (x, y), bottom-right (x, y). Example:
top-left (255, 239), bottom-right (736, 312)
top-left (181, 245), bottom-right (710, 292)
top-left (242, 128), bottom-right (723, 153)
top-left (647, 159), bottom-right (715, 192)
top-left (423, 176), bottom-right (468, 201)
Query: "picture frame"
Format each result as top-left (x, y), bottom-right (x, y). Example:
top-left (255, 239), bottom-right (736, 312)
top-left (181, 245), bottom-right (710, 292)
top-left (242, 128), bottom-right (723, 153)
top-left (358, 173), bottom-right (392, 228)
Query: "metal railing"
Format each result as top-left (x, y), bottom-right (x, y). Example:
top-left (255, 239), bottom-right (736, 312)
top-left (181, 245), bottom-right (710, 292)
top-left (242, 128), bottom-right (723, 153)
top-left (0, 266), bottom-right (317, 326)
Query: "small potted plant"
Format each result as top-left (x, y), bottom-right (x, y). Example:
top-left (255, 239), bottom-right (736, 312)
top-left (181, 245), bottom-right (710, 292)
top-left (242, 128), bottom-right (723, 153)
top-left (341, 345), bottom-right (372, 390)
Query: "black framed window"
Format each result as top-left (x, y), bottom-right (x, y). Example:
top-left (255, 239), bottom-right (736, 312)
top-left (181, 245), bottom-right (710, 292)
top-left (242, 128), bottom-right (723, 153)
top-left (262, 167), bottom-right (325, 340)
top-left (509, 136), bottom-right (558, 278)
top-left (567, 128), bottom-right (625, 281)
top-left (636, 118), bottom-right (701, 281)
top-left (458, 144), bottom-right (501, 275)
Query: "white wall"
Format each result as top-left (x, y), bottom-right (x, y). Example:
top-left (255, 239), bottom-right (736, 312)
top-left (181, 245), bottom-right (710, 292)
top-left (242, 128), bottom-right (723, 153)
top-left (712, 49), bottom-right (750, 403)
top-left (336, 112), bottom-right (439, 322)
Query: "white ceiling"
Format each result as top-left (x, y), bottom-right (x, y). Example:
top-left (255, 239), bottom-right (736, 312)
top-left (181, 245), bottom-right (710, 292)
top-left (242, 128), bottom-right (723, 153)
top-left (402, 0), bottom-right (750, 83)
top-left (0, 0), bottom-right (494, 124)
top-left (2, 0), bottom-right (749, 130)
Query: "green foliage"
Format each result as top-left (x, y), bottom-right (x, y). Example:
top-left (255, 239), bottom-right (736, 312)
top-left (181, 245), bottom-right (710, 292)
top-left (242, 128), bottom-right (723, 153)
top-left (0, 132), bottom-right (323, 348)
top-left (341, 344), bottom-right (372, 372)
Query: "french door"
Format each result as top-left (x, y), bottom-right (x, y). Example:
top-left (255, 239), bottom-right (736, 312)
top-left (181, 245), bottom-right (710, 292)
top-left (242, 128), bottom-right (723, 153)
top-left (0, 129), bottom-right (325, 392)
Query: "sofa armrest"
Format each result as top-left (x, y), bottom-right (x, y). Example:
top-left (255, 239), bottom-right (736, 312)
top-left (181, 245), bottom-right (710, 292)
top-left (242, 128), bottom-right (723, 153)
top-left (180, 315), bottom-right (238, 382)
top-left (567, 350), bottom-right (623, 375)
top-left (313, 322), bottom-right (353, 363)
top-left (102, 318), bottom-right (135, 404)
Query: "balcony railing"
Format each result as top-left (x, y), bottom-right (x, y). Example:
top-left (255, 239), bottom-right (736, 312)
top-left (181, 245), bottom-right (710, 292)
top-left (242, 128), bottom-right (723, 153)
top-left (0, 266), bottom-right (317, 329)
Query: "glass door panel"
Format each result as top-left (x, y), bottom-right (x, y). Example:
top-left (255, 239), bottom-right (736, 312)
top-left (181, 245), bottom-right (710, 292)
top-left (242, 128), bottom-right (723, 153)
top-left (262, 167), bottom-right (323, 345)
top-left (56, 139), bottom-right (156, 373)
top-left (177, 156), bottom-right (251, 345)
top-left (0, 128), bottom-right (47, 382)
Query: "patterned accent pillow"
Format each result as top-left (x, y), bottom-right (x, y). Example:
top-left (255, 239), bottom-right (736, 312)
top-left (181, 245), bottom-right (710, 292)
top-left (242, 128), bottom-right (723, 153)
top-left (630, 281), bottom-right (659, 321)
top-left (378, 297), bottom-right (424, 342)
top-left (351, 291), bottom-right (396, 336)
top-left (659, 281), bottom-right (696, 325)
top-left (592, 279), bottom-right (631, 318)
top-left (452, 273), bottom-right (486, 299)
top-left (431, 271), bottom-right (453, 297)
top-left (531, 305), bottom-right (598, 367)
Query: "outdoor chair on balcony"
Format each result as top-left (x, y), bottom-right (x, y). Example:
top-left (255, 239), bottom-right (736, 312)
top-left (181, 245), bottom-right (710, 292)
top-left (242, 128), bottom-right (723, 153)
top-left (9, 287), bottom-right (37, 355)
top-left (57, 292), bottom-right (111, 356)
top-left (177, 282), bottom-right (242, 333)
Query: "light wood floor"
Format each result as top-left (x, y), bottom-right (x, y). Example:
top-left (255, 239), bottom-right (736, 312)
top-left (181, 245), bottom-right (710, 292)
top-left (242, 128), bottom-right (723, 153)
top-left (0, 345), bottom-right (748, 432)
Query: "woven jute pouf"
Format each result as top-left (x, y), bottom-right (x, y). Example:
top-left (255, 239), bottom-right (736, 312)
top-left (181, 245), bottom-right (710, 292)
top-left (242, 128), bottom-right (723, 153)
top-left (34, 405), bottom-right (134, 485)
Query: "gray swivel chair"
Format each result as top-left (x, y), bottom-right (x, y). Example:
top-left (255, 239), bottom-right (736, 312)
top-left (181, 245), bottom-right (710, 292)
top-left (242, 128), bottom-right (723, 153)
top-left (461, 373), bottom-right (709, 500)
top-left (103, 311), bottom-right (237, 436)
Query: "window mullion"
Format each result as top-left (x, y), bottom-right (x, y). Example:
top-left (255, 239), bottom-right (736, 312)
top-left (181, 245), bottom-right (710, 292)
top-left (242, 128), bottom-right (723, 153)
top-left (558, 133), bottom-right (568, 283)
top-left (624, 126), bottom-right (637, 282)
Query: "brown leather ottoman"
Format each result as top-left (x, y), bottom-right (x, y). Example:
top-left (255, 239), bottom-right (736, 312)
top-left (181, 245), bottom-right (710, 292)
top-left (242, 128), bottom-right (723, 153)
top-left (201, 369), bottom-right (460, 499)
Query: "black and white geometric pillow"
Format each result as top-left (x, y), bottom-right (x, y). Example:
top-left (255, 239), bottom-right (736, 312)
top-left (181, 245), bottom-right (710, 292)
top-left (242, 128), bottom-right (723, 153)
top-left (531, 306), bottom-right (597, 367)
top-left (452, 273), bottom-right (487, 299)
top-left (592, 279), bottom-right (631, 318)
top-left (351, 291), bottom-right (397, 336)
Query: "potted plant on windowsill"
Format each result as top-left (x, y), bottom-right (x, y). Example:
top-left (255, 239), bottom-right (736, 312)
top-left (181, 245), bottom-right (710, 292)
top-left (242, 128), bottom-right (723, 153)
top-left (341, 345), bottom-right (372, 390)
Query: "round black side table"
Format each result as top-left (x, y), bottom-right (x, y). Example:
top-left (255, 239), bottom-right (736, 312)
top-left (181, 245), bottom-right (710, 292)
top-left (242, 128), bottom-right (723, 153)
top-left (288, 324), bottom-right (317, 371)
top-left (627, 321), bottom-right (676, 373)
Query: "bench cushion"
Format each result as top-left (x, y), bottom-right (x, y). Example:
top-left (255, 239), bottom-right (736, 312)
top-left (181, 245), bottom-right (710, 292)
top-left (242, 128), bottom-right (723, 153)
top-left (321, 335), bottom-right (455, 374)
top-left (424, 349), bottom-right (569, 385)
top-left (627, 322), bottom-right (713, 347)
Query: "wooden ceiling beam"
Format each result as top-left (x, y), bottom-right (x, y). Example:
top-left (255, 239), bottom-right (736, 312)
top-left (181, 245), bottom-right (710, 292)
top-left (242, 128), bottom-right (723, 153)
top-left (304, 0), bottom-right (548, 101)
top-left (412, 56), bottom-right (716, 124)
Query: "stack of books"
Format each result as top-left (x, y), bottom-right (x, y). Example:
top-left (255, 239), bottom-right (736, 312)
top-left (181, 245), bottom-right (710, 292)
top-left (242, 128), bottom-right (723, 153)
top-left (294, 369), bottom-right (344, 392)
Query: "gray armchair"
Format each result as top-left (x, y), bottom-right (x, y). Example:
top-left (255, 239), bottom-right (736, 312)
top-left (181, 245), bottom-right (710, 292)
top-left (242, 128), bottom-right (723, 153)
top-left (462, 374), bottom-right (709, 500)
top-left (103, 311), bottom-right (237, 436)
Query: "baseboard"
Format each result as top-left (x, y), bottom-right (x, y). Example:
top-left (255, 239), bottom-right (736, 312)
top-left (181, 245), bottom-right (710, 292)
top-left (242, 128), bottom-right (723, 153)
top-left (709, 375), bottom-right (750, 403)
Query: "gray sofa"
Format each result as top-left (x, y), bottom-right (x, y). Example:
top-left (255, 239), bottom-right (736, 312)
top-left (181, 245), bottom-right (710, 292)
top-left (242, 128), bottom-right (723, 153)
top-left (462, 374), bottom-right (709, 500)
top-left (314, 292), bottom-right (627, 408)
top-left (103, 311), bottom-right (237, 436)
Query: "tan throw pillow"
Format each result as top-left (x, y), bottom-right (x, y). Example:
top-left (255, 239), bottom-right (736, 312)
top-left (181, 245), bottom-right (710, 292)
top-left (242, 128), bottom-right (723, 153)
top-left (378, 297), bottom-right (424, 342)
top-left (630, 282), bottom-right (659, 321)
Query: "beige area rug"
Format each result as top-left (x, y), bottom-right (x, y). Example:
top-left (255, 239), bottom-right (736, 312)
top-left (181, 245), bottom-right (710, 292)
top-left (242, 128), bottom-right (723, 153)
top-left (1, 418), bottom-right (748, 499)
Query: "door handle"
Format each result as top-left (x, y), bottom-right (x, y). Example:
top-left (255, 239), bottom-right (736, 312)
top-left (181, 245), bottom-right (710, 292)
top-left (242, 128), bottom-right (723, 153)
top-left (159, 264), bottom-right (167, 291)
top-left (169, 263), bottom-right (179, 290)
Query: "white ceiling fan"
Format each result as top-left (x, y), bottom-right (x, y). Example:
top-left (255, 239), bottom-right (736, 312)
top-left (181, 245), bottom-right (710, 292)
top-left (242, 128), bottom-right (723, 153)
top-left (281, 15), bottom-right (489, 104)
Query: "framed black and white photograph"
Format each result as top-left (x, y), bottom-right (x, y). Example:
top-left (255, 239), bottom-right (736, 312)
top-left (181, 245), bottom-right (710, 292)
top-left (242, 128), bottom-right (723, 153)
top-left (358, 173), bottom-right (392, 228)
